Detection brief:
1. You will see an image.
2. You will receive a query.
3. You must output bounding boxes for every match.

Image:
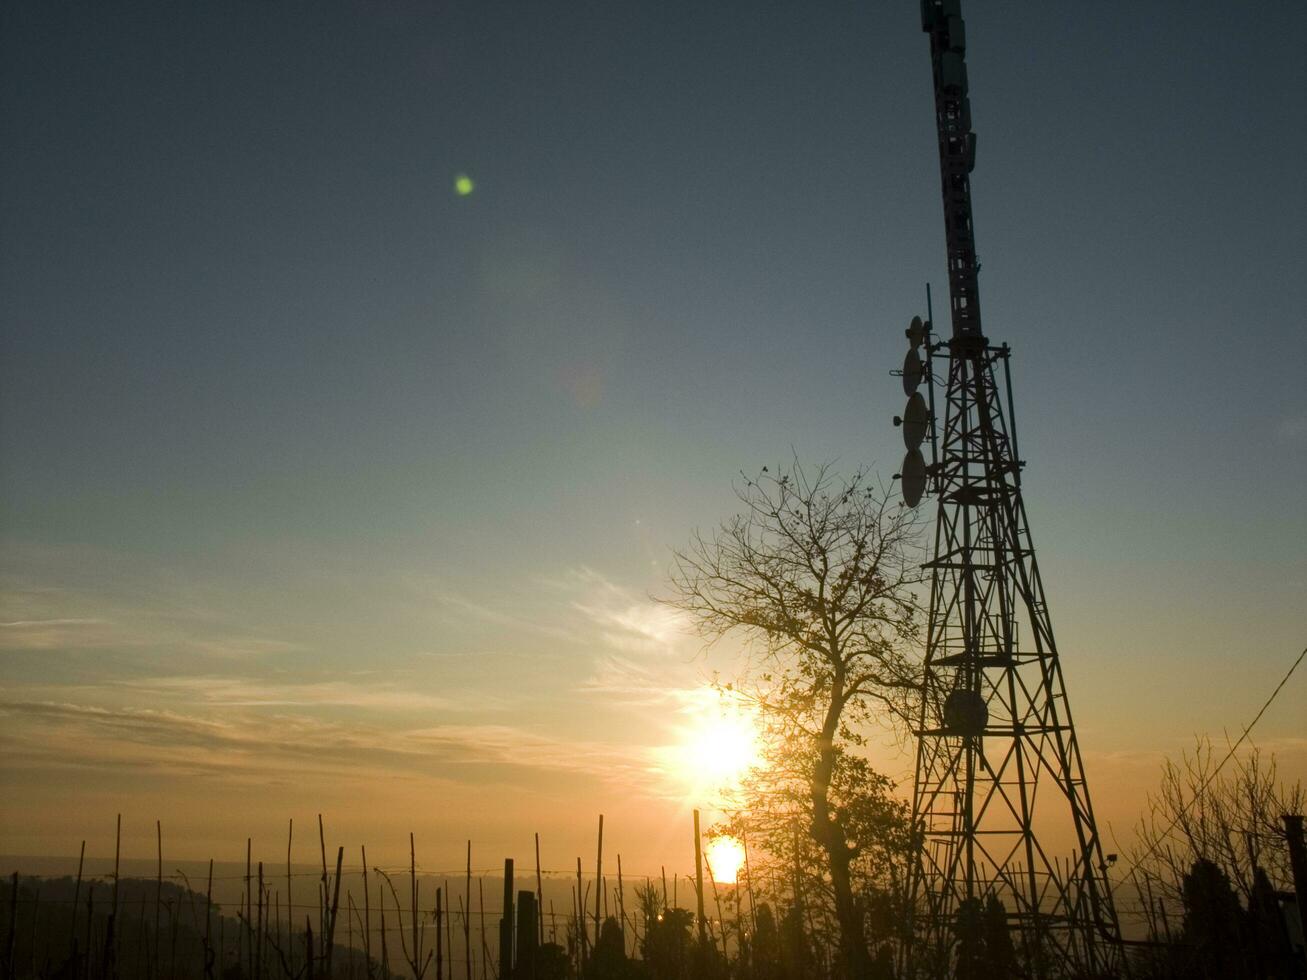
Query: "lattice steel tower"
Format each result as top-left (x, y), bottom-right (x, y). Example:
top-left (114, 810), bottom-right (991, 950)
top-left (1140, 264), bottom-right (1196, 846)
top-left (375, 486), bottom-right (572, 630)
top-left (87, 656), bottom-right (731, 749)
top-left (897, 2), bottom-right (1126, 976)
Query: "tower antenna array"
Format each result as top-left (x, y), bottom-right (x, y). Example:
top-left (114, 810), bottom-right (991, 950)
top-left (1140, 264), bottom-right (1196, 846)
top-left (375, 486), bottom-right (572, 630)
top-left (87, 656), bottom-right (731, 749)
top-left (899, 2), bottom-right (1126, 975)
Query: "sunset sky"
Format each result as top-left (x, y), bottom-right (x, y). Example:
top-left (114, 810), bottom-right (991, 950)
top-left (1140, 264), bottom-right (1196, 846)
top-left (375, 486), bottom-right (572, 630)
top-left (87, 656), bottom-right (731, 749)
top-left (2, 0), bottom-right (1304, 877)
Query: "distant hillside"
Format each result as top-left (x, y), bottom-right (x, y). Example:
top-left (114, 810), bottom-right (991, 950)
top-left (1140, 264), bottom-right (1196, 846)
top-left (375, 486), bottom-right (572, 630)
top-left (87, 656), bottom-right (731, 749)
top-left (1, 873), bottom-right (394, 980)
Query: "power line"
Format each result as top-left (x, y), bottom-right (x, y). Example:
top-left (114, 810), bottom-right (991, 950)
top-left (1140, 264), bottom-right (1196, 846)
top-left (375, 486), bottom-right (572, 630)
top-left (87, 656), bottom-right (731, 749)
top-left (1113, 643), bottom-right (1307, 891)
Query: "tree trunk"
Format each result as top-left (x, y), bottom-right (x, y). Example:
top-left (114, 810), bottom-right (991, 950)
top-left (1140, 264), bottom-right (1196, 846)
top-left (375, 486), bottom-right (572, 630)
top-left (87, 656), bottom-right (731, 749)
top-left (812, 684), bottom-right (871, 980)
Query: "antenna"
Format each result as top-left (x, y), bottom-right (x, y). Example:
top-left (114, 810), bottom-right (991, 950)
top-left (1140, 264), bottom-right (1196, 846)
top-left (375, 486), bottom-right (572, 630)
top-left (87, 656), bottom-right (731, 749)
top-left (894, 315), bottom-right (933, 509)
top-left (897, 2), bottom-right (1126, 976)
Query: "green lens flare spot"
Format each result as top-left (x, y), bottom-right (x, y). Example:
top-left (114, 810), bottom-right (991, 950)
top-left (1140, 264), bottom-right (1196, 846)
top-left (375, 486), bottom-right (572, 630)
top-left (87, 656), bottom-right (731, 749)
top-left (454, 174), bottom-right (475, 196)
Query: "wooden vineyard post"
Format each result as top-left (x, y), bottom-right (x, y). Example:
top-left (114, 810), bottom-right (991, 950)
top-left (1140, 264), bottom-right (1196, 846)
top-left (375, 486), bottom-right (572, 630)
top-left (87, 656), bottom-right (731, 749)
top-left (514, 891), bottom-right (537, 980)
top-left (287, 821), bottom-right (295, 978)
top-left (70, 840), bottom-right (85, 964)
top-left (616, 855), bottom-right (627, 955)
top-left (324, 846), bottom-right (343, 978)
top-left (154, 820), bottom-right (162, 980)
top-left (693, 810), bottom-right (707, 946)
top-left (5, 871), bottom-right (16, 980)
top-left (593, 816), bottom-right (603, 945)
top-left (498, 859), bottom-right (514, 980)
top-left (465, 842), bottom-right (473, 980)
top-left (362, 845), bottom-right (373, 978)
top-left (437, 887), bottom-right (445, 980)
top-left (534, 835), bottom-right (544, 948)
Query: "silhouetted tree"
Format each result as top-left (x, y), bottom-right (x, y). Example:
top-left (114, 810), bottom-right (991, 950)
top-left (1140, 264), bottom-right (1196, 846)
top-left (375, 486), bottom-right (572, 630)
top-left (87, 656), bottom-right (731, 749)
top-left (533, 943), bottom-right (569, 980)
top-left (668, 462), bottom-right (922, 980)
top-left (1179, 859), bottom-right (1248, 979)
top-left (1247, 867), bottom-right (1297, 980)
top-left (777, 905), bottom-right (815, 980)
top-left (1126, 740), bottom-right (1304, 978)
top-left (743, 904), bottom-right (782, 980)
top-left (587, 917), bottom-right (629, 980)
top-left (639, 907), bottom-right (692, 980)
top-left (1130, 740), bottom-right (1304, 911)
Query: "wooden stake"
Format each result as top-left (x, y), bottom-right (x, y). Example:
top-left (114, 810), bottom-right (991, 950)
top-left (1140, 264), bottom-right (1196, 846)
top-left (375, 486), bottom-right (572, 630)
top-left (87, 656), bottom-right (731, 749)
top-left (693, 810), bottom-right (707, 945)
top-left (109, 811), bottom-right (121, 976)
top-left (275, 892), bottom-right (282, 977)
top-left (154, 820), bottom-right (162, 980)
top-left (86, 884), bottom-right (96, 980)
top-left (412, 834), bottom-right (423, 980)
top-left (445, 878), bottom-right (454, 980)
top-left (324, 846), bottom-right (343, 977)
top-left (616, 855), bottom-right (626, 955)
top-left (479, 877), bottom-right (489, 980)
top-left (437, 887), bottom-right (445, 980)
top-left (574, 858), bottom-right (587, 964)
top-left (465, 842), bottom-right (473, 980)
top-left (362, 846), bottom-right (373, 978)
top-left (593, 815), bottom-right (603, 941)
top-left (29, 886), bottom-right (42, 980)
top-left (458, 896), bottom-right (469, 980)
top-left (256, 862), bottom-right (265, 980)
top-left (499, 860), bottom-right (514, 980)
top-left (318, 815), bottom-right (329, 951)
top-left (534, 835), bottom-right (544, 948)
top-left (5, 872), bottom-right (17, 980)
top-left (245, 837), bottom-right (253, 977)
top-left (287, 820), bottom-right (295, 977)
top-left (70, 840), bottom-right (85, 962)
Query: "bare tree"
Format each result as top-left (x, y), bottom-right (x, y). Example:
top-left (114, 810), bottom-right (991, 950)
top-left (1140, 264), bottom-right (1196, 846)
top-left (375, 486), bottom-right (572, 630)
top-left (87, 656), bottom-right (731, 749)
top-left (1126, 738), bottom-right (1305, 978)
top-left (666, 461), bottom-right (922, 980)
top-left (1130, 737), bottom-right (1305, 906)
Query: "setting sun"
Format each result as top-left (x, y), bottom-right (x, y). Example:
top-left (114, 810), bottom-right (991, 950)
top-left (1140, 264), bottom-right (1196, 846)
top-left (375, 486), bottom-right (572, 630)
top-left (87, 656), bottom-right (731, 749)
top-left (661, 693), bottom-right (763, 798)
top-left (690, 710), bottom-right (760, 784)
top-left (705, 835), bottom-right (747, 884)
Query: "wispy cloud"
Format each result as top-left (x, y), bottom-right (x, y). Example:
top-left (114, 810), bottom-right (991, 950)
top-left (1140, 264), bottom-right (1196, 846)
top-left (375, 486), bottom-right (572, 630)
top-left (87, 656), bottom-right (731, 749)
top-left (569, 572), bottom-right (690, 653)
top-left (104, 675), bottom-right (481, 711)
top-left (0, 619), bottom-right (107, 627)
top-left (0, 580), bottom-right (302, 661)
top-left (408, 580), bottom-right (578, 643)
top-left (562, 568), bottom-right (727, 714)
top-left (0, 615), bottom-right (120, 651)
top-left (0, 699), bottom-right (655, 792)
top-left (0, 556), bottom-right (738, 809)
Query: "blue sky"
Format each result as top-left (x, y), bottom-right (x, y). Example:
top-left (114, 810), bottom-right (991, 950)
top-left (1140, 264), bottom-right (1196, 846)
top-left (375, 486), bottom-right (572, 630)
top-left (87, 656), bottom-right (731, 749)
top-left (1, 0), bottom-right (1304, 869)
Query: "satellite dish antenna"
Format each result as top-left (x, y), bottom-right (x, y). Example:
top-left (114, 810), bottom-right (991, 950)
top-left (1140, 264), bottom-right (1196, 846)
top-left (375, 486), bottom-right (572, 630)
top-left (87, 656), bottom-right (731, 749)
top-left (901, 448), bottom-right (926, 506)
top-left (903, 392), bottom-right (928, 450)
top-left (906, 315), bottom-right (926, 349)
top-left (902, 349), bottom-right (924, 396)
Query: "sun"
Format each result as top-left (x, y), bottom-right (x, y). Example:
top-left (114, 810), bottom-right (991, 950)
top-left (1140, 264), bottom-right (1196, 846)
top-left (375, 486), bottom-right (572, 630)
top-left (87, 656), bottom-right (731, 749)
top-left (704, 835), bottom-right (746, 884)
top-left (690, 711), bottom-right (760, 784)
top-left (663, 693), bottom-right (762, 798)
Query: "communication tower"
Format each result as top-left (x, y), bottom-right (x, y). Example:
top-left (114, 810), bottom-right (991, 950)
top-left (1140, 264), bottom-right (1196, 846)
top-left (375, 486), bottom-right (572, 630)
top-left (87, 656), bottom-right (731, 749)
top-left (897, 2), bottom-right (1127, 975)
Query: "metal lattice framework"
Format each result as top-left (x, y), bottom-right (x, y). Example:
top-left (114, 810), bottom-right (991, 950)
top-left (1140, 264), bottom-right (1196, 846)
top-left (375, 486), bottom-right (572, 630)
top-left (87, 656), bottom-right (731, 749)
top-left (903, 2), bottom-right (1126, 976)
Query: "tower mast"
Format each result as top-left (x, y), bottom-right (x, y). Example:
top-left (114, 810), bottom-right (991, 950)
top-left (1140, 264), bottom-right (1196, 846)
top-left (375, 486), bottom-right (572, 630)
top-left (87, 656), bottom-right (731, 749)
top-left (899, 2), bottom-right (1126, 976)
